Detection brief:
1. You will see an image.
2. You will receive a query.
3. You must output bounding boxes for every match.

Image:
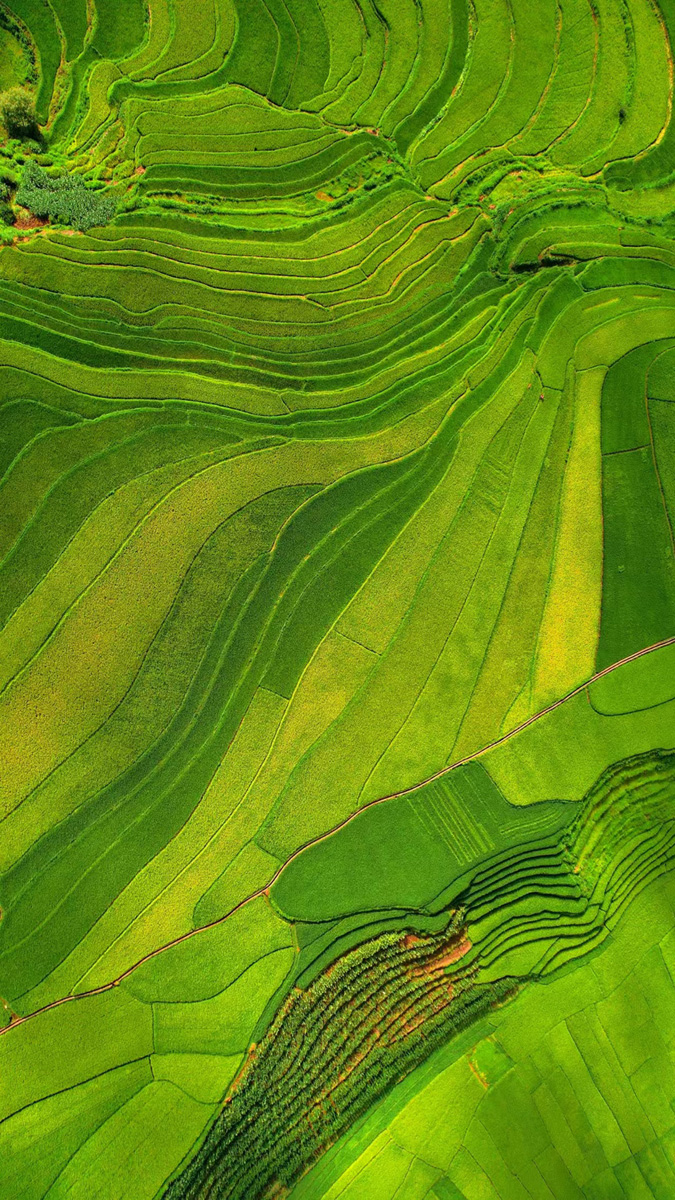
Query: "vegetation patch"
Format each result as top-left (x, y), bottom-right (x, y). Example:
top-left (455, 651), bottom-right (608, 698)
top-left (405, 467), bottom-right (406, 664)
top-left (166, 748), bottom-right (675, 1199)
top-left (1, 0), bottom-right (675, 1197)
top-left (15, 160), bottom-right (117, 231)
top-left (0, 86), bottom-right (36, 138)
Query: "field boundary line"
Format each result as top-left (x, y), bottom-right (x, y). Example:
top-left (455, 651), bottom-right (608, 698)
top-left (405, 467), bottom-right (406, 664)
top-left (2, 631), bottom-right (674, 1036)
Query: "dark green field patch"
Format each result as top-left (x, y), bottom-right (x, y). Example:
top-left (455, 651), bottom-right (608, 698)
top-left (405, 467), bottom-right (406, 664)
top-left (270, 762), bottom-right (574, 923)
top-left (597, 446), bottom-right (675, 670)
top-left (601, 342), bottom-right (673, 455)
top-left (590, 640), bottom-right (675, 715)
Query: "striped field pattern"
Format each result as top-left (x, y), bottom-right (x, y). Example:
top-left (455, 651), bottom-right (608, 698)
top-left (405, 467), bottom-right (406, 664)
top-left (1, 1), bottom-right (675, 1197)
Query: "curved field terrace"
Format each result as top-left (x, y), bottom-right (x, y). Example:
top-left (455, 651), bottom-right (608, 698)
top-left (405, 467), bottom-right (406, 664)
top-left (1, 2), bottom-right (675, 1198)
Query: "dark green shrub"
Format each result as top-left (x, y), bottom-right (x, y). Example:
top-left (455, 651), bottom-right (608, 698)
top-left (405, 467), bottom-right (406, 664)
top-left (0, 88), bottom-right (37, 139)
top-left (16, 160), bottom-right (117, 231)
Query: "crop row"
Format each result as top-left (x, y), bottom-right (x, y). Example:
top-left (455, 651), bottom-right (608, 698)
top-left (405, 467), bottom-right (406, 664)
top-left (160, 749), bottom-right (675, 1198)
top-left (163, 919), bottom-right (513, 1200)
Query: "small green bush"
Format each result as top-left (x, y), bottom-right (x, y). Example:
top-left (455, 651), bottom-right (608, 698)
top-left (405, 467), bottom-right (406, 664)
top-left (16, 160), bottom-right (117, 231)
top-left (0, 87), bottom-right (37, 139)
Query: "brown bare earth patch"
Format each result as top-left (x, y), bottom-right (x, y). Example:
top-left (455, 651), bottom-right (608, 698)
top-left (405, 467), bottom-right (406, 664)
top-left (431, 936), bottom-right (472, 969)
top-left (14, 209), bottom-right (48, 230)
top-left (409, 933), bottom-right (472, 978)
top-left (468, 1055), bottom-right (489, 1089)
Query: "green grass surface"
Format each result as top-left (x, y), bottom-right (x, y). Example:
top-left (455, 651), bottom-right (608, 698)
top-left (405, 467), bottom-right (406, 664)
top-left (270, 762), bottom-right (572, 921)
top-left (1, 0), bottom-right (675, 1196)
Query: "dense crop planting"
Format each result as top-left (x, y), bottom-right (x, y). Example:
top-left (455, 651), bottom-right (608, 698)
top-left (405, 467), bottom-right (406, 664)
top-left (1, 0), bottom-right (675, 1198)
top-left (165, 919), bottom-right (513, 1200)
top-left (169, 748), bottom-right (675, 1198)
top-left (16, 161), bottom-right (117, 230)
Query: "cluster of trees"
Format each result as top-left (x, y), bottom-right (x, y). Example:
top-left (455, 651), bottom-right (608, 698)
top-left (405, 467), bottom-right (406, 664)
top-left (0, 91), bottom-right (116, 234)
top-left (164, 919), bottom-right (508, 1200)
top-left (16, 160), bottom-right (116, 231)
top-left (0, 87), bottom-right (38, 139)
top-left (169, 792), bottom-right (663, 1200)
top-left (0, 181), bottom-right (13, 226)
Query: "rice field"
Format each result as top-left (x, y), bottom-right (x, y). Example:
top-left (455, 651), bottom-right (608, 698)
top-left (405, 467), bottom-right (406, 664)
top-left (1, 1), bottom-right (675, 1197)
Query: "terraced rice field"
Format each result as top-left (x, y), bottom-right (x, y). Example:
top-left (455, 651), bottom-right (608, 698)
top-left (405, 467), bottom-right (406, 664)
top-left (1, 0), bottom-right (675, 1197)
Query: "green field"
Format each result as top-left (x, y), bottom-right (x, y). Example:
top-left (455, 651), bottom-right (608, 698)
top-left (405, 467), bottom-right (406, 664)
top-left (0, 0), bottom-right (674, 1197)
